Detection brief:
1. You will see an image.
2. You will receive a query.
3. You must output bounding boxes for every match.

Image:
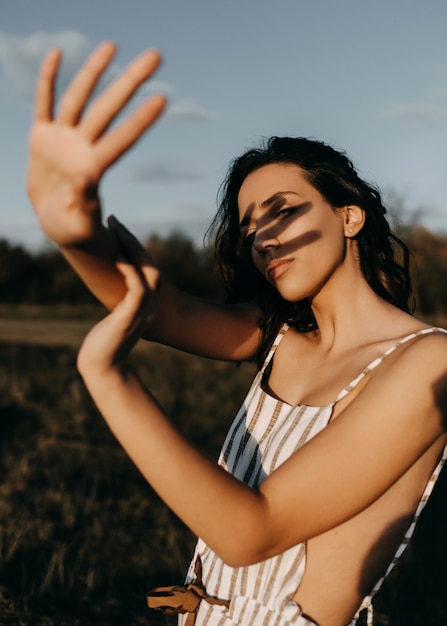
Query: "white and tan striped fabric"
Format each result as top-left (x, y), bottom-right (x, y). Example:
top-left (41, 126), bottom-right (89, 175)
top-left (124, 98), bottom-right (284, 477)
top-left (181, 326), bottom-right (447, 626)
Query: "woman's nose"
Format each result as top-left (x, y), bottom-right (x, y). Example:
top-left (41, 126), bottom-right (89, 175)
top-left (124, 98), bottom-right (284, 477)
top-left (252, 226), bottom-right (280, 256)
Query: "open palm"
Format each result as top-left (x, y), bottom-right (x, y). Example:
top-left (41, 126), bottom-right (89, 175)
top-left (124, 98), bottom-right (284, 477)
top-left (27, 42), bottom-right (166, 245)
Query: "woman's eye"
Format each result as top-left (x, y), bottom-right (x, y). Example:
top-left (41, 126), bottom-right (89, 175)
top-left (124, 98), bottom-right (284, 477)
top-left (238, 231), bottom-right (255, 255)
top-left (276, 207), bottom-right (295, 219)
top-left (244, 232), bottom-right (256, 247)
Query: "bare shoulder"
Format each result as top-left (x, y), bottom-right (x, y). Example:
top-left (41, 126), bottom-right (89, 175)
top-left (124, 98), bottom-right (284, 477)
top-left (361, 326), bottom-right (447, 426)
top-left (396, 326), bottom-right (447, 367)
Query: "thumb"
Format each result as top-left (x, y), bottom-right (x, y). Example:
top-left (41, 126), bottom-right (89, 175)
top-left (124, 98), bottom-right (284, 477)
top-left (109, 215), bottom-right (160, 291)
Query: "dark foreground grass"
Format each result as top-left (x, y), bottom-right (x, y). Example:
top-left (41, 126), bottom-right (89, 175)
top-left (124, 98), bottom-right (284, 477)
top-left (0, 340), bottom-right (254, 625)
top-left (0, 339), bottom-right (446, 625)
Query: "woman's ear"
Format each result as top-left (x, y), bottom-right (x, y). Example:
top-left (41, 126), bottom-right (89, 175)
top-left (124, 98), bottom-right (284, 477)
top-left (344, 205), bottom-right (365, 237)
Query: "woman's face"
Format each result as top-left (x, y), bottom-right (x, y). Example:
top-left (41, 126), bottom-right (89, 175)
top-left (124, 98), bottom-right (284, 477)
top-left (237, 163), bottom-right (349, 302)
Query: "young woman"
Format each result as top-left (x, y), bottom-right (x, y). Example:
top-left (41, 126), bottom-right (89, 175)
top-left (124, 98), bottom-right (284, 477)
top-left (27, 43), bottom-right (447, 626)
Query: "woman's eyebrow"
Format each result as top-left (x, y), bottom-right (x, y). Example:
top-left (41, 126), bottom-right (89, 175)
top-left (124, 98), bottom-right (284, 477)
top-left (239, 191), bottom-right (302, 229)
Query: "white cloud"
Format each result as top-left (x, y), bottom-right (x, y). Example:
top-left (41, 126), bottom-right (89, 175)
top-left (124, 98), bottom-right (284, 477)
top-left (0, 31), bottom-right (92, 97)
top-left (166, 98), bottom-right (219, 121)
top-left (383, 103), bottom-right (447, 122)
top-left (120, 215), bottom-right (212, 247)
top-left (0, 30), bottom-right (214, 128)
top-left (0, 216), bottom-right (48, 251)
top-left (0, 28), bottom-right (177, 129)
top-left (382, 66), bottom-right (447, 123)
top-left (127, 161), bottom-right (202, 183)
top-left (428, 87), bottom-right (447, 101)
top-left (139, 80), bottom-right (175, 96)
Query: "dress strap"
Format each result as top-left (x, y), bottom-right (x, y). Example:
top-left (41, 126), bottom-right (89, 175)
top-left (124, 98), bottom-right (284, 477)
top-left (260, 323), bottom-right (289, 374)
top-left (374, 443), bottom-right (447, 593)
top-left (354, 442), bottom-right (447, 624)
top-left (352, 328), bottom-right (447, 623)
top-left (335, 327), bottom-right (447, 403)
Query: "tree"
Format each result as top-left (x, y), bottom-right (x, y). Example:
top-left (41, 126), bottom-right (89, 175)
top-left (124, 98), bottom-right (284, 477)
top-left (400, 226), bottom-right (447, 316)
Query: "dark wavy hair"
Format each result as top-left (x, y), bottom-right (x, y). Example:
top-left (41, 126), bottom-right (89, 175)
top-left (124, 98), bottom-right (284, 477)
top-left (207, 137), bottom-right (413, 366)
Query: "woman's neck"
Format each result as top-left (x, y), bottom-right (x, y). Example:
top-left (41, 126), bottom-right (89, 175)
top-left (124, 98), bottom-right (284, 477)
top-left (309, 274), bottom-right (412, 353)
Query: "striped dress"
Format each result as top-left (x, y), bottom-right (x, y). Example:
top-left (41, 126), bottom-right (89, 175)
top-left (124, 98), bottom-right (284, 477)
top-left (181, 326), bottom-right (447, 626)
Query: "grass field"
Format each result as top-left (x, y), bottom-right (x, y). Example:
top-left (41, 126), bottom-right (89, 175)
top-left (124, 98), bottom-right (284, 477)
top-left (0, 309), bottom-right (255, 624)
top-left (0, 309), bottom-right (446, 625)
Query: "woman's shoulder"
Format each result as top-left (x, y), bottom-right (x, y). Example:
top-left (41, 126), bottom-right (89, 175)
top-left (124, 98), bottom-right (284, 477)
top-left (361, 323), bottom-right (447, 414)
top-left (355, 311), bottom-right (447, 369)
top-left (371, 319), bottom-right (447, 370)
top-left (330, 323), bottom-right (447, 451)
top-left (394, 323), bottom-right (447, 356)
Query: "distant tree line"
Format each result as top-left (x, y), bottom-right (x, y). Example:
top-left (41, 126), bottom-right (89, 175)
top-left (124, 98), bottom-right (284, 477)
top-left (398, 224), bottom-right (447, 316)
top-left (0, 225), bottom-right (446, 316)
top-left (0, 232), bottom-right (226, 306)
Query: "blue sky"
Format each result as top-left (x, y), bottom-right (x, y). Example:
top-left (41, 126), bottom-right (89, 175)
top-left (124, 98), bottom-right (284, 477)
top-left (1, 0), bottom-right (447, 250)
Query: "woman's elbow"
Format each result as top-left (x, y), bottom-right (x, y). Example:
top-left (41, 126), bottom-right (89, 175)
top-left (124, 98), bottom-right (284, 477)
top-left (212, 533), bottom-right (276, 568)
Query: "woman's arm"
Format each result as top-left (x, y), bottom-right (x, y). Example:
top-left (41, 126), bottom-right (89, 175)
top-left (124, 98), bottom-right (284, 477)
top-left (63, 218), bottom-right (261, 360)
top-left (27, 42), bottom-right (261, 361)
top-left (107, 219), bottom-right (261, 360)
top-left (77, 232), bottom-right (447, 568)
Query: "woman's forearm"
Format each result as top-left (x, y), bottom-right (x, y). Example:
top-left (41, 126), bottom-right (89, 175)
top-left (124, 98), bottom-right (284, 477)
top-left (60, 225), bottom-right (127, 310)
top-left (80, 363), bottom-right (270, 566)
top-left (62, 231), bottom-right (260, 360)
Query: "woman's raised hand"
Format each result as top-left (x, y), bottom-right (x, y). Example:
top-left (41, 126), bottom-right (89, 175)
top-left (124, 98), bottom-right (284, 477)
top-left (77, 216), bottom-right (160, 375)
top-left (27, 42), bottom-right (166, 246)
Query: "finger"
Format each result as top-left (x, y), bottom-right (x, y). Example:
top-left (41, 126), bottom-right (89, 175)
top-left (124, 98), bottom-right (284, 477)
top-left (114, 259), bottom-right (149, 323)
top-left (58, 41), bottom-right (117, 125)
top-left (80, 49), bottom-right (163, 141)
top-left (116, 258), bottom-right (146, 298)
top-left (108, 216), bottom-right (153, 263)
top-left (94, 94), bottom-right (167, 169)
top-left (34, 48), bottom-right (62, 122)
top-left (109, 216), bottom-right (160, 291)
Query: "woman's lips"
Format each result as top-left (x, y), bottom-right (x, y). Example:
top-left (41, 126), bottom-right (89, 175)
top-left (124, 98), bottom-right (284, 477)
top-left (266, 258), bottom-right (293, 280)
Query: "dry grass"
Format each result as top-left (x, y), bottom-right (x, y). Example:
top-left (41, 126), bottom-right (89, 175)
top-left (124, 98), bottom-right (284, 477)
top-left (0, 309), bottom-right (446, 625)
top-left (0, 314), bottom-right (255, 624)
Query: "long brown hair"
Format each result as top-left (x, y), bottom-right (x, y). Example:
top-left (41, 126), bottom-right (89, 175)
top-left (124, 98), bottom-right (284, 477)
top-left (207, 137), bottom-right (413, 366)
